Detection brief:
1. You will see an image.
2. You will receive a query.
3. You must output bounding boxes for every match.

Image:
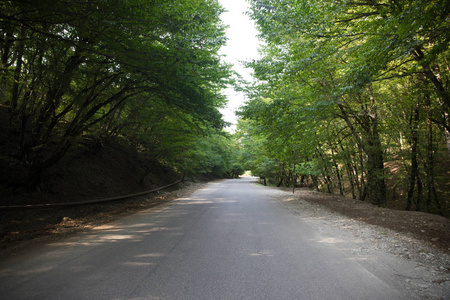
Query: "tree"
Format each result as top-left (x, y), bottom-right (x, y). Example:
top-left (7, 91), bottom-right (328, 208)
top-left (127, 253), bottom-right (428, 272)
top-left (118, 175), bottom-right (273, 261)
top-left (0, 0), bottom-right (233, 188)
top-left (240, 0), bottom-right (449, 214)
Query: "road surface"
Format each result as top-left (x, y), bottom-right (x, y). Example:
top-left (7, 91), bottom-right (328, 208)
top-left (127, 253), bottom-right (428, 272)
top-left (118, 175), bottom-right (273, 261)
top-left (0, 178), bottom-right (416, 299)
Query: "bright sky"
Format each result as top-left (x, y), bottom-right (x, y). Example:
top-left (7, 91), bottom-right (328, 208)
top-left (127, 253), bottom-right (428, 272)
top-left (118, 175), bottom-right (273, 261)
top-left (218, 0), bottom-right (260, 132)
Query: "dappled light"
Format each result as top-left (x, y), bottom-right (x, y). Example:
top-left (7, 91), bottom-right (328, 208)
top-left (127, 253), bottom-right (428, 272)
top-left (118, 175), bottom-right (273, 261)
top-left (135, 253), bottom-right (165, 258)
top-left (2, 178), bottom-right (446, 300)
top-left (316, 237), bottom-right (343, 245)
top-left (0, 0), bottom-right (448, 298)
top-left (248, 250), bottom-right (274, 257)
top-left (121, 262), bottom-right (155, 267)
top-left (176, 198), bottom-right (238, 205)
top-left (0, 266), bottom-right (55, 277)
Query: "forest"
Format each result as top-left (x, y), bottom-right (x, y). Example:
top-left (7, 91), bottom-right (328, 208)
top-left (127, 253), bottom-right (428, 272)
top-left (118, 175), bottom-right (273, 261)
top-left (0, 0), bottom-right (244, 199)
top-left (0, 0), bottom-right (449, 218)
top-left (238, 0), bottom-right (449, 216)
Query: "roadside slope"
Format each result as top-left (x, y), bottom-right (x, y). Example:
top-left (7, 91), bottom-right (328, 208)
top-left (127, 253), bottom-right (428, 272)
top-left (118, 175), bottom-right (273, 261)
top-left (0, 136), bottom-right (182, 249)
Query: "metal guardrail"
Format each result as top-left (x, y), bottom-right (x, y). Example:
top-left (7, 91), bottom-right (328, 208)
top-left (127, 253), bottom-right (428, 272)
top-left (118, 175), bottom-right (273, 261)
top-left (0, 179), bottom-right (182, 211)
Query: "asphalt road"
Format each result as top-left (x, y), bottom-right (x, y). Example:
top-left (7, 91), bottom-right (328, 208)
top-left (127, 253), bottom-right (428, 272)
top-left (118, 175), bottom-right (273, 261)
top-left (0, 177), bottom-right (411, 299)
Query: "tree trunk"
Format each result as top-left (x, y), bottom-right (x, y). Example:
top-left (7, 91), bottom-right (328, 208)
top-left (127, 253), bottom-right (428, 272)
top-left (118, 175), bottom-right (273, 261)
top-left (425, 94), bottom-right (433, 211)
top-left (311, 175), bottom-right (320, 191)
top-left (324, 174), bottom-right (333, 193)
top-left (411, 47), bottom-right (450, 158)
top-left (425, 94), bottom-right (444, 215)
top-left (445, 128), bottom-right (450, 158)
top-left (10, 27), bottom-right (25, 111)
top-left (366, 142), bottom-right (386, 206)
top-left (414, 175), bottom-right (423, 211)
top-left (411, 47), bottom-right (449, 110)
top-left (0, 25), bottom-right (14, 101)
top-left (406, 100), bottom-right (420, 210)
top-left (357, 147), bottom-right (367, 201)
top-left (340, 142), bottom-right (361, 200)
top-left (277, 177), bottom-right (284, 187)
top-left (331, 144), bottom-right (344, 196)
top-left (338, 103), bottom-right (385, 205)
top-left (345, 162), bottom-right (356, 199)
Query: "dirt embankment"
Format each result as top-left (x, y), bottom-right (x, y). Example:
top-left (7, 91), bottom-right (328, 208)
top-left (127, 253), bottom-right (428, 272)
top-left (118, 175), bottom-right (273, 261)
top-left (0, 134), bottom-right (187, 249)
top-left (0, 180), bottom-right (206, 252)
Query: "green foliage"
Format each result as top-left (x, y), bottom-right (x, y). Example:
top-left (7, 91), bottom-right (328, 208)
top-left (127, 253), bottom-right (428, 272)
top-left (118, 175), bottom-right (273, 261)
top-left (240, 0), bottom-right (450, 214)
top-left (0, 0), bottom-right (240, 188)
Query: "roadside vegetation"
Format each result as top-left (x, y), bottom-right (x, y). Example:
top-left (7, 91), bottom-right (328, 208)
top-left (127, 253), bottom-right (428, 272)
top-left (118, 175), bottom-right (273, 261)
top-left (0, 0), bottom-right (244, 203)
top-left (237, 0), bottom-right (450, 216)
top-left (1, 0), bottom-right (449, 252)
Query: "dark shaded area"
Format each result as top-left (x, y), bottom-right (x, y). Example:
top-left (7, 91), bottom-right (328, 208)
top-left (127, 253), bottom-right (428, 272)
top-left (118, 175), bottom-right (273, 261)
top-left (0, 125), bottom-right (184, 249)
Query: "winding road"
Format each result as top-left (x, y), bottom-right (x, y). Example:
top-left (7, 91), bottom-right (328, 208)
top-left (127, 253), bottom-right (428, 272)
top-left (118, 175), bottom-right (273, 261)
top-left (0, 177), bottom-right (416, 299)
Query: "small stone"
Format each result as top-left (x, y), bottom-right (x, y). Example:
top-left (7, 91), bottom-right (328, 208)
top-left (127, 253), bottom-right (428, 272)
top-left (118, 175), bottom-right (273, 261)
top-left (417, 283), bottom-right (430, 289)
top-left (431, 237), bottom-right (439, 242)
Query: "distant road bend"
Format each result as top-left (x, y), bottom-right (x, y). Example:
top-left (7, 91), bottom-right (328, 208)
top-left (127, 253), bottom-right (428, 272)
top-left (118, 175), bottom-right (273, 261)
top-left (0, 177), bottom-right (427, 299)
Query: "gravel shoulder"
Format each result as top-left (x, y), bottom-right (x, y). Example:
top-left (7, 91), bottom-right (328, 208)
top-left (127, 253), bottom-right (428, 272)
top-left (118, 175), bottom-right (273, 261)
top-left (268, 186), bottom-right (450, 299)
